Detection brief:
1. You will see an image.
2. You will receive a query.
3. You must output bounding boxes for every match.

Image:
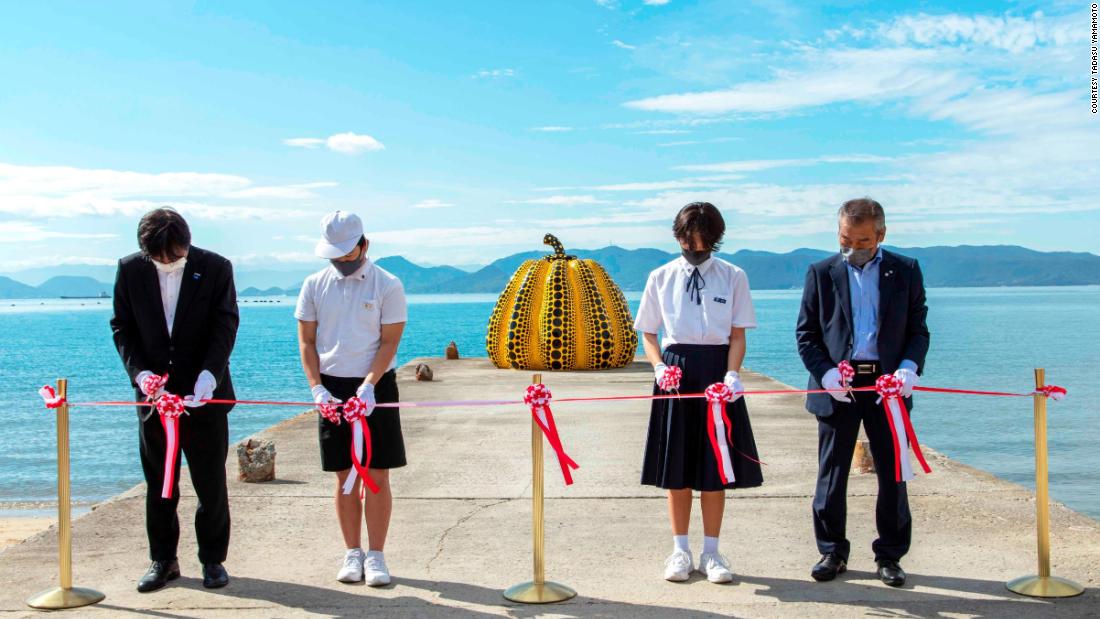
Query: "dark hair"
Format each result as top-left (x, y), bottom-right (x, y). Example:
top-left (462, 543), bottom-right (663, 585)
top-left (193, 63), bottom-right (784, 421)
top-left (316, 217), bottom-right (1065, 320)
top-left (672, 202), bottom-right (725, 251)
top-left (838, 198), bottom-right (886, 231)
top-left (138, 207), bottom-right (191, 260)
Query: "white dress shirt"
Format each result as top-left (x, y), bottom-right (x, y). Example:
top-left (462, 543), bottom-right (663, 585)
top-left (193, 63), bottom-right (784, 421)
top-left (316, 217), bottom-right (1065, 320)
top-left (295, 258), bottom-right (408, 378)
top-left (157, 266), bottom-right (184, 337)
top-left (634, 256), bottom-right (757, 348)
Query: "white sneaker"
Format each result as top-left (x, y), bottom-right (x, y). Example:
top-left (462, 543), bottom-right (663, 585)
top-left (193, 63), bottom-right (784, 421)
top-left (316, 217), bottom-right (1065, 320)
top-left (663, 549), bottom-right (694, 582)
top-left (336, 548), bottom-right (365, 583)
top-left (363, 551), bottom-right (391, 586)
top-left (698, 551), bottom-right (733, 583)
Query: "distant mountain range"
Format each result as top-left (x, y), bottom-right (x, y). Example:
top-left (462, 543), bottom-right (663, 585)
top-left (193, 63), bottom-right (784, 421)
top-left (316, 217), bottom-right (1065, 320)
top-left (2, 245), bottom-right (1099, 299)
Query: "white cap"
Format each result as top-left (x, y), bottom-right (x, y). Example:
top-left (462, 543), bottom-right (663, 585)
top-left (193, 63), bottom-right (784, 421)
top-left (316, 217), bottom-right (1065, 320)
top-left (314, 211), bottom-right (364, 259)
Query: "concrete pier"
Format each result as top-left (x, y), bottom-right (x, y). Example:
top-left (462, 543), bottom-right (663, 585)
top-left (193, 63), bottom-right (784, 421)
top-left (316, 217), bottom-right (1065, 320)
top-left (1, 358), bottom-right (1097, 617)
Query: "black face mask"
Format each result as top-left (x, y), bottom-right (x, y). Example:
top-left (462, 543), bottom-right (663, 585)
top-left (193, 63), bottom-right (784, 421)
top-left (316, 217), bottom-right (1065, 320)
top-left (681, 248), bottom-right (711, 266)
top-left (331, 252), bottom-right (366, 277)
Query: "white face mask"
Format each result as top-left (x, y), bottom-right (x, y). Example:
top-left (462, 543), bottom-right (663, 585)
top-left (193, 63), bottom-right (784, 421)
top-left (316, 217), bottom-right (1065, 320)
top-left (153, 257), bottom-right (187, 273)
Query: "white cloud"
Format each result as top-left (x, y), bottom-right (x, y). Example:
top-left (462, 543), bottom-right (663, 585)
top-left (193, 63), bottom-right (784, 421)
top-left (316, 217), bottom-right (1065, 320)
top-left (677, 155), bottom-right (893, 173)
top-left (411, 199), bottom-right (454, 209)
top-left (644, 0), bottom-right (670, 5)
top-left (325, 132), bottom-right (385, 155)
top-left (284, 132), bottom-right (385, 155)
top-left (472, 68), bottom-right (516, 79)
top-left (282, 138), bottom-right (325, 149)
top-left (0, 162), bottom-right (326, 220)
top-left (632, 129), bottom-right (691, 135)
top-left (530, 126), bottom-right (575, 132)
top-left (877, 12), bottom-right (1078, 53)
top-left (0, 222), bottom-right (118, 243)
top-left (658, 136), bottom-right (741, 147)
top-left (0, 254), bottom-right (118, 271)
top-left (508, 195), bottom-right (610, 206)
top-left (225, 182), bottom-right (338, 199)
top-left (612, 40), bottom-right (636, 50)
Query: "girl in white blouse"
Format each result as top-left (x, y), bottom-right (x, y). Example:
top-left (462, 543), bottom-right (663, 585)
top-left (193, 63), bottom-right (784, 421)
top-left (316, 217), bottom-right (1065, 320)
top-left (634, 202), bottom-right (763, 584)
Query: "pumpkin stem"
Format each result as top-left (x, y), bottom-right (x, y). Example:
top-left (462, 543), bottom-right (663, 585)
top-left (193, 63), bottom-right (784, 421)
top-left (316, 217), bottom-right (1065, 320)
top-left (543, 233), bottom-right (567, 257)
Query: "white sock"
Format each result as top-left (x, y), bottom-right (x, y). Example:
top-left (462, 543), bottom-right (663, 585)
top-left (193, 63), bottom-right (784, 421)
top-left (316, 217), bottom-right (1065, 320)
top-left (346, 547), bottom-right (363, 555)
top-left (366, 550), bottom-right (384, 560)
top-left (673, 535), bottom-right (690, 553)
top-left (703, 536), bottom-right (719, 555)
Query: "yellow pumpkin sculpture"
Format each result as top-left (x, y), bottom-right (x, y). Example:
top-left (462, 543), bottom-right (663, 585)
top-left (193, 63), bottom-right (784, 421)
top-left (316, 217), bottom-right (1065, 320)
top-left (486, 234), bottom-right (638, 370)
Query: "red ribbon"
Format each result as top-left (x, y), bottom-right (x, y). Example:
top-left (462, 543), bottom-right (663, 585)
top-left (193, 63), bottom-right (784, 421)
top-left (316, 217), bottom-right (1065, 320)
top-left (1035, 385), bottom-right (1067, 400)
top-left (875, 374), bottom-right (932, 483)
top-left (142, 373), bottom-right (169, 399)
top-left (38, 385), bottom-right (66, 409)
top-left (657, 365), bottom-right (683, 392)
top-left (704, 383), bottom-right (737, 485)
top-left (342, 397), bottom-right (379, 495)
top-left (156, 393), bottom-right (186, 499)
top-left (524, 384), bottom-right (579, 485)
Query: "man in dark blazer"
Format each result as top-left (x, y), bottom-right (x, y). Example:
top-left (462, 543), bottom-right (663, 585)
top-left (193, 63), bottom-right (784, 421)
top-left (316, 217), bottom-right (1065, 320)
top-left (796, 198), bottom-right (930, 587)
top-left (110, 207), bottom-right (239, 592)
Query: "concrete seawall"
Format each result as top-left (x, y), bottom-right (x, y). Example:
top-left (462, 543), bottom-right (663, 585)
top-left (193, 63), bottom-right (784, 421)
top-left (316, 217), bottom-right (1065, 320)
top-left (1, 358), bottom-right (1097, 617)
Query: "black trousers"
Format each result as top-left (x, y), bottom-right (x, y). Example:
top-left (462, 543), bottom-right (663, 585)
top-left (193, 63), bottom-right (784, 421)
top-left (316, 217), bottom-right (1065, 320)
top-left (812, 370), bottom-right (911, 563)
top-left (138, 404), bottom-right (231, 563)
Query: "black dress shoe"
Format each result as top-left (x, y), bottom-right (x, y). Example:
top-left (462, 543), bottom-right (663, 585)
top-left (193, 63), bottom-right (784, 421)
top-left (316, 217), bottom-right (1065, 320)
top-left (811, 553), bottom-right (847, 582)
top-left (137, 559), bottom-right (180, 593)
top-left (202, 563), bottom-right (230, 589)
top-left (876, 559), bottom-right (907, 587)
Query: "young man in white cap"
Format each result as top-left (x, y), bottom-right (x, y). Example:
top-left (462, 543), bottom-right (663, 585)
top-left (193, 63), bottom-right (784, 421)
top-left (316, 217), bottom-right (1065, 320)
top-left (295, 211), bottom-right (408, 585)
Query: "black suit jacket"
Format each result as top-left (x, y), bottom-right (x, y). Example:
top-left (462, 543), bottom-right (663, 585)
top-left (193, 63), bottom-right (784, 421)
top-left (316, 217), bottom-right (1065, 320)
top-left (795, 249), bottom-right (930, 417)
top-left (110, 246), bottom-right (239, 418)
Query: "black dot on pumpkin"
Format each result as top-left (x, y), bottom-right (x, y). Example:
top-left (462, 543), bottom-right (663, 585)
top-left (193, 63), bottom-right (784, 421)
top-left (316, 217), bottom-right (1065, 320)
top-left (552, 339), bottom-right (562, 348)
top-left (552, 329), bottom-right (562, 337)
top-left (553, 309), bottom-right (562, 317)
top-left (601, 351), bottom-right (611, 360)
top-left (601, 330), bottom-right (611, 338)
top-left (550, 350), bottom-right (561, 360)
top-left (553, 319), bottom-right (562, 327)
top-left (551, 362), bottom-right (562, 370)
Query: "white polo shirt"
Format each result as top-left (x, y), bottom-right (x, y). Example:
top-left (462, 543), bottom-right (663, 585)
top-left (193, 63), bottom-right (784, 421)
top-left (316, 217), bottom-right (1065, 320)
top-left (294, 258), bottom-right (408, 378)
top-left (634, 256), bottom-right (757, 348)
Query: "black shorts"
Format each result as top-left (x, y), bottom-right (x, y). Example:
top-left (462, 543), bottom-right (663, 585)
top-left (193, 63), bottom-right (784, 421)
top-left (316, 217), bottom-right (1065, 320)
top-left (318, 370), bottom-right (407, 472)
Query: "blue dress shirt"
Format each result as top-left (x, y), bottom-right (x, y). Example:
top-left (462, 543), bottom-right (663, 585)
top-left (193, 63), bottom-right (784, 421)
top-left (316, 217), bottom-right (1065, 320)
top-left (845, 248), bottom-right (917, 373)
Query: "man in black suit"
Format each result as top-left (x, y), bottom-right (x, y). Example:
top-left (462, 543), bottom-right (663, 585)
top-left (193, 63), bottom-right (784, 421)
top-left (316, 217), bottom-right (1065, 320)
top-left (796, 198), bottom-right (930, 587)
top-left (110, 207), bottom-right (239, 592)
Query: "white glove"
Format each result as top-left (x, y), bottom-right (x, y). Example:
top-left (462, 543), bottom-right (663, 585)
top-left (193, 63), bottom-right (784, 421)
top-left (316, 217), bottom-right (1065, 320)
top-left (184, 370), bottom-right (216, 408)
top-left (311, 384), bottom-right (341, 406)
top-left (894, 368), bottom-right (919, 398)
top-left (723, 370), bottom-right (744, 402)
top-left (136, 370), bottom-right (166, 399)
top-left (822, 368), bottom-right (852, 403)
top-left (654, 363), bottom-right (668, 383)
top-left (356, 382), bottom-right (376, 417)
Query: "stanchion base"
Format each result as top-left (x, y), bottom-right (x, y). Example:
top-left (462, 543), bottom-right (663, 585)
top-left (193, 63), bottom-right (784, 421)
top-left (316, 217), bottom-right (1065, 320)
top-left (1006, 575), bottom-right (1084, 598)
top-left (26, 585), bottom-right (105, 609)
top-left (504, 580), bottom-right (576, 604)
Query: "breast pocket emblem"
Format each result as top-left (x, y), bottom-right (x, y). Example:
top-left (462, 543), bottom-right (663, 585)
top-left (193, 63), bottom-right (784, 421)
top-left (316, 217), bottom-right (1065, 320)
top-left (713, 297), bottom-right (727, 304)
top-left (364, 302), bottom-right (375, 310)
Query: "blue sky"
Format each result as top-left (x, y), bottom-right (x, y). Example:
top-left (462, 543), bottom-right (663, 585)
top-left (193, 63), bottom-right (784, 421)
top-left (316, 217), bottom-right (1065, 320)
top-left (0, 0), bottom-right (1096, 272)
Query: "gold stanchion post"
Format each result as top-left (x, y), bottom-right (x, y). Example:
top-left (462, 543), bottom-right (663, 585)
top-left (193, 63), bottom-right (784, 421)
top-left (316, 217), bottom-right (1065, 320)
top-left (1006, 369), bottom-right (1084, 598)
top-left (504, 374), bottom-right (576, 604)
top-left (26, 379), bottom-right (105, 610)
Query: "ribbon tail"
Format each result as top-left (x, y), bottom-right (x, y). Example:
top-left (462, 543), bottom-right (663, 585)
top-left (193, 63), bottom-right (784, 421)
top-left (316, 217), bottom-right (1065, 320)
top-left (343, 420), bottom-right (378, 495)
top-left (705, 401), bottom-right (733, 485)
top-left (160, 415), bottom-right (179, 499)
top-left (882, 397), bottom-right (910, 483)
top-left (897, 398), bottom-right (931, 475)
top-left (533, 405), bottom-right (577, 485)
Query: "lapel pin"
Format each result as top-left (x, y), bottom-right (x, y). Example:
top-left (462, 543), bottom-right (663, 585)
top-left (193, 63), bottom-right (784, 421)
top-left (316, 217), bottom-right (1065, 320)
top-left (364, 302), bottom-right (374, 310)
top-left (193, 273), bottom-right (202, 280)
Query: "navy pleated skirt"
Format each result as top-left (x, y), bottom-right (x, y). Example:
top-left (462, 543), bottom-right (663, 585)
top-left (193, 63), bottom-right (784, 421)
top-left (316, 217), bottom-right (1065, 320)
top-left (641, 343), bottom-right (764, 491)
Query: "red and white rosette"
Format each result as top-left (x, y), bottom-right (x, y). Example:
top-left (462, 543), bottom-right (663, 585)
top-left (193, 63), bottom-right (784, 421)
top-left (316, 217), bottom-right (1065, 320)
top-left (524, 384), bottom-right (579, 485)
top-left (317, 401), bottom-right (342, 425)
top-left (875, 374), bottom-right (932, 483)
top-left (341, 397), bottom-right (380, 496)
top-left (704, 383), bottom-right (737, 485)
top-left (1035, 385), bottom-right (1068, 401)
top-left (157, 393), bottom-right (186, 499)
top-left (142, 373), bottom-right (169, 399)
top-left (837, 360), bottom-right (855, 390)
top-left (38, 385), bottom-right (65, 409)
top-left (657, 365), bottom-right (683, 392)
